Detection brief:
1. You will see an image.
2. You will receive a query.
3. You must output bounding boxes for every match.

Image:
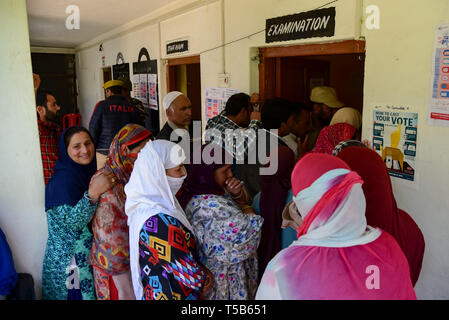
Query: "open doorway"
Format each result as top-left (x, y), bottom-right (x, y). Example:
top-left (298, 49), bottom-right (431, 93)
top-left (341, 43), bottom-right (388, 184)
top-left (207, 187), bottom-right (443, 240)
top-left (166, 55), bottom-right (201, 132)
top-left (102, 67), bottom-right (112, 98)
top-left (31, 53), bottom-right (78, 116)
top-left (258, 40), bottom-right (366, 113)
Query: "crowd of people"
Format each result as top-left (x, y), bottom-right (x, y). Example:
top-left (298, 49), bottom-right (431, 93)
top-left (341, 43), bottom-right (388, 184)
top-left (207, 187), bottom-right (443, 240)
top-left (0, 75), bottom-right (425, 300)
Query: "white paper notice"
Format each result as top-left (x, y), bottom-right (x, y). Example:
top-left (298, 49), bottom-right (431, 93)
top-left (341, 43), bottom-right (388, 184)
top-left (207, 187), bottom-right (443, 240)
top-left (204, 87), bottom-right (240, 121)
top-left (132, 74), bottom-right (140, 100)
top-left (429, 24), bottom-right (449, 127)
top-left (139, 74), bottom-right (149, 109)
top-left (147, 74), bottom-right (158, 110)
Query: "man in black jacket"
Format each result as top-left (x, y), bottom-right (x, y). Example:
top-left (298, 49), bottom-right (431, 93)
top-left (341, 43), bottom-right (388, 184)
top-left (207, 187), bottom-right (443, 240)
top-left (89, 79), bottom-right (145, 168)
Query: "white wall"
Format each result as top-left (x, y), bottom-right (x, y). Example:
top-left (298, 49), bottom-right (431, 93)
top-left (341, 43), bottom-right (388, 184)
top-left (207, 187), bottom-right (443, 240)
top-left (76, 23), bottom-right (161, 128)
top-left (224, 0), bottom-right (362, 93)
top-left (0, 0), bottom-right (48, 299)
top-left (160, 1), bottom-right (223, 128)
top-left (361, 0), bottom-right (449, 299)
top-left (76, 1), bottom-right (223, 131)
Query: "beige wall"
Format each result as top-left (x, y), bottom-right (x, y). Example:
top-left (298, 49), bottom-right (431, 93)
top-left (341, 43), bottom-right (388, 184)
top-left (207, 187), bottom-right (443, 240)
top-left (362, 0), bottom-right (449, 299)
top-left (0, 0), bottom-right (48, 299)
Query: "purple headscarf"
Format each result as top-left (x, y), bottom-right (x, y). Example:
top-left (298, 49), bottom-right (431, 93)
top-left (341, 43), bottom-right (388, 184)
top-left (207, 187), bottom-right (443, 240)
top-left (177, 144), bottom-right (233, 209)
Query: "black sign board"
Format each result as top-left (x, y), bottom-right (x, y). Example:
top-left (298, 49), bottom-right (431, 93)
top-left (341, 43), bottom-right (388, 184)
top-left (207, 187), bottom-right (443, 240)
top-left (132, 47), bottom-right (159, 135)
top-left (112, 52), bottom-right (130, 79)
top-left (265, 7), bottom-right (336, 43)
top-left (133, 48), bottom-right (157, 74)
top-left (166, 39), bottom-right (189, 55)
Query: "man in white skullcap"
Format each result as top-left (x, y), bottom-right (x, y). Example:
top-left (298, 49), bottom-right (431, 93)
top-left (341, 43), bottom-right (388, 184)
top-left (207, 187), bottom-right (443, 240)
top-left (156, 91), bottom-right (192, 143)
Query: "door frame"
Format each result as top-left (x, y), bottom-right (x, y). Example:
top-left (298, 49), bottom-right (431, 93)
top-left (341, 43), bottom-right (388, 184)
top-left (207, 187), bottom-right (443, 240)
top-left (166, 55), bottom-right (201, 92)
top-left (258, 40), bottom-right (365, 102)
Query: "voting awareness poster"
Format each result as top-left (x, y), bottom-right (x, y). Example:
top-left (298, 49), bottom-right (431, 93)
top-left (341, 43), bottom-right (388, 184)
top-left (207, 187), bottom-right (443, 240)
top-left (147, 73), bottom-right (158, 110)
top-left (373, 110), bottom-right (418, 182)
top-left (132, 74), bottom-right (140, 100)
top-left (429, 24), bottom-right (449, 127)
top-left (139, 74), bottom-right (149, 109)
top-left (204, 87), bottom-right (240, 121)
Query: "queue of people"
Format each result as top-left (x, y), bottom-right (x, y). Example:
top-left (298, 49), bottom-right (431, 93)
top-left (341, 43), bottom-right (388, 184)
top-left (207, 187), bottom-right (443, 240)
top-left (24, 78), bottom-right (426, 300)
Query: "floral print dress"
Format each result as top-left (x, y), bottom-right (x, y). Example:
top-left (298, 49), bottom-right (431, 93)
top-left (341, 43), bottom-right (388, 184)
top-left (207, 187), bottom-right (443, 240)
top-left (184, 194), bottom-right (264, 300)
top-left (42, 193), bottom-right (97, 300)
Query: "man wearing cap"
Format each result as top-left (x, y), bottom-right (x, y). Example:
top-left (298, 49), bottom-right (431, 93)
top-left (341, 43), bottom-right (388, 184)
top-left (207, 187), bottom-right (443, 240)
top-left (117, 77), bottom-right (150, 131)
top-left (156, 91), bottom-right (192, 143)
top-left (89, 79), bottom-right (145, 168)
top-left (308, 86), bottom-right (344, 150)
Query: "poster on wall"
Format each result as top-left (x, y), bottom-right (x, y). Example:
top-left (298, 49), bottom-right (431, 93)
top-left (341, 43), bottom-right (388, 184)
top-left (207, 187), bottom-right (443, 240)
top-left (147, 73), bottom-right (158, 110)
top-left (204, 87), bottom-right (240, 121)
top-left (132, 74), bottom-right (140, 100)
top-left (139, 74), bottom-right (149, 109)
top-left (429, 24), bottom-right (449, 127)
top-left (132, 47), bottom-right (160, 134)
top-left (372, 109), bottom-right (418, 182)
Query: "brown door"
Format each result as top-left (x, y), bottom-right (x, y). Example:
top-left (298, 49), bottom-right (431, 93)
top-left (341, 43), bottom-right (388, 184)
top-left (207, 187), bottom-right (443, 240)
top-left (278, 57), bottom-right (330, 104)
top-left (166, 55), bottom-right (201, 122)
top-left (259, 40), bottom-right (365, 107)
top-left (103, 67), bottom-right (112, 83)
top-left (186, 63), bottom-right (201, 122)
top-left (102, 67), bottom-right (112, 98)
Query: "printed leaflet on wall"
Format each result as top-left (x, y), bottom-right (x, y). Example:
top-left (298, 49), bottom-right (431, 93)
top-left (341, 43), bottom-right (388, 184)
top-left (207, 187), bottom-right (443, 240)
top-left (148, 73), bottom-right (158, 110)
top-left (429, 24), bottom-right (449, 127)
top-left (204, 87), bottom-right (240, 121)
top-left (373, 110), bottom-right (418, 182)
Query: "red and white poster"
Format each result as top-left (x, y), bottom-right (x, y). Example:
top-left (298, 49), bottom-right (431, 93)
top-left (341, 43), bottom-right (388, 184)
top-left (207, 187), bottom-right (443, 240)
top-left (204, 87), bottom-right (240, 121)
top-left (147, 73), bottom-right (158, 110)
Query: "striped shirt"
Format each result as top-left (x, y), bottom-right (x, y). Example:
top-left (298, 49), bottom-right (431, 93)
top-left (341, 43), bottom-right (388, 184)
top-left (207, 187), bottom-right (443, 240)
top-left (205, 111), bottom-right (263, 162)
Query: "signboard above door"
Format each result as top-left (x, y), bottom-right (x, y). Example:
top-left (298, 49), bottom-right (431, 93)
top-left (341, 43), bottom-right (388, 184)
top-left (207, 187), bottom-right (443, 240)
top-left (166, 39), bottom-right (189, 55)
top-left (265, 7), bottom-right (336, 43)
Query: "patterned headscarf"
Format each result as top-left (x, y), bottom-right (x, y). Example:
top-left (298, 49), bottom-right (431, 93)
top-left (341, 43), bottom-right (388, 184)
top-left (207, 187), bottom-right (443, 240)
top-left (313, 123), bottom-right (357, 155)
top-left (104, 124), bottom-right (152, 186)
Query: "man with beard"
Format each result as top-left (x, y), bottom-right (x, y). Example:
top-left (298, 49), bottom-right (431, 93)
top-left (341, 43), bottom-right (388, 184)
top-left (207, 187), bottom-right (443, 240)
top-left (308, 86), bottom-right (344, 151)
top-left (36, 90), bottom-right (62, 185)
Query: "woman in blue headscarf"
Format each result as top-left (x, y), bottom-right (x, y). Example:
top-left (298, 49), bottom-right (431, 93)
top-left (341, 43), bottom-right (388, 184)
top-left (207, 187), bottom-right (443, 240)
top-left (42, 126), bottom-right (115, 300)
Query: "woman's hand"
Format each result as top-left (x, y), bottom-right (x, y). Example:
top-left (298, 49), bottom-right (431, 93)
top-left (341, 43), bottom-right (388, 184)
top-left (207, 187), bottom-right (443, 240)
top-left (112, 271), bottom-right (136, 300)
top-left (198, 262), bottom-right (215, 300)
top-left (241, 205), bottom-right (256, 215)
top-left (88, 171), bottom-right (116, 201)
top-left (224, 177), bottom-right (244, 198)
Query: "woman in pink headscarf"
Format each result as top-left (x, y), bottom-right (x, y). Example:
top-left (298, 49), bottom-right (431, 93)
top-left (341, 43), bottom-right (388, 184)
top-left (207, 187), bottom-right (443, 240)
top-left (256, 153), bottom-right (416, 300)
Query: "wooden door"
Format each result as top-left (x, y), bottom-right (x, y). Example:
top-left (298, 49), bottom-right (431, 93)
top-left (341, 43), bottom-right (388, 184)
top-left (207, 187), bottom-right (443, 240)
top-left (186, 63), bottom-right (201, 122)
top-left (259, 40), bottom-right (365, 105)
top-left (166, 55), bottom-right (201, 122)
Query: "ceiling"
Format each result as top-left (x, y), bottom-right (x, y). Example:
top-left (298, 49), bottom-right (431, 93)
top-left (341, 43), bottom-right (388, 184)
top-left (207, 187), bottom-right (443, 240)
top-left (27, 0), bottom-right (177, 48)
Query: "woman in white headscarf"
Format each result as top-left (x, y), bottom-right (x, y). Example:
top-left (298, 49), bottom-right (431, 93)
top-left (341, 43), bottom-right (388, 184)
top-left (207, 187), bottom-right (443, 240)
top-left (125, 140), bottom-right (209, 300)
